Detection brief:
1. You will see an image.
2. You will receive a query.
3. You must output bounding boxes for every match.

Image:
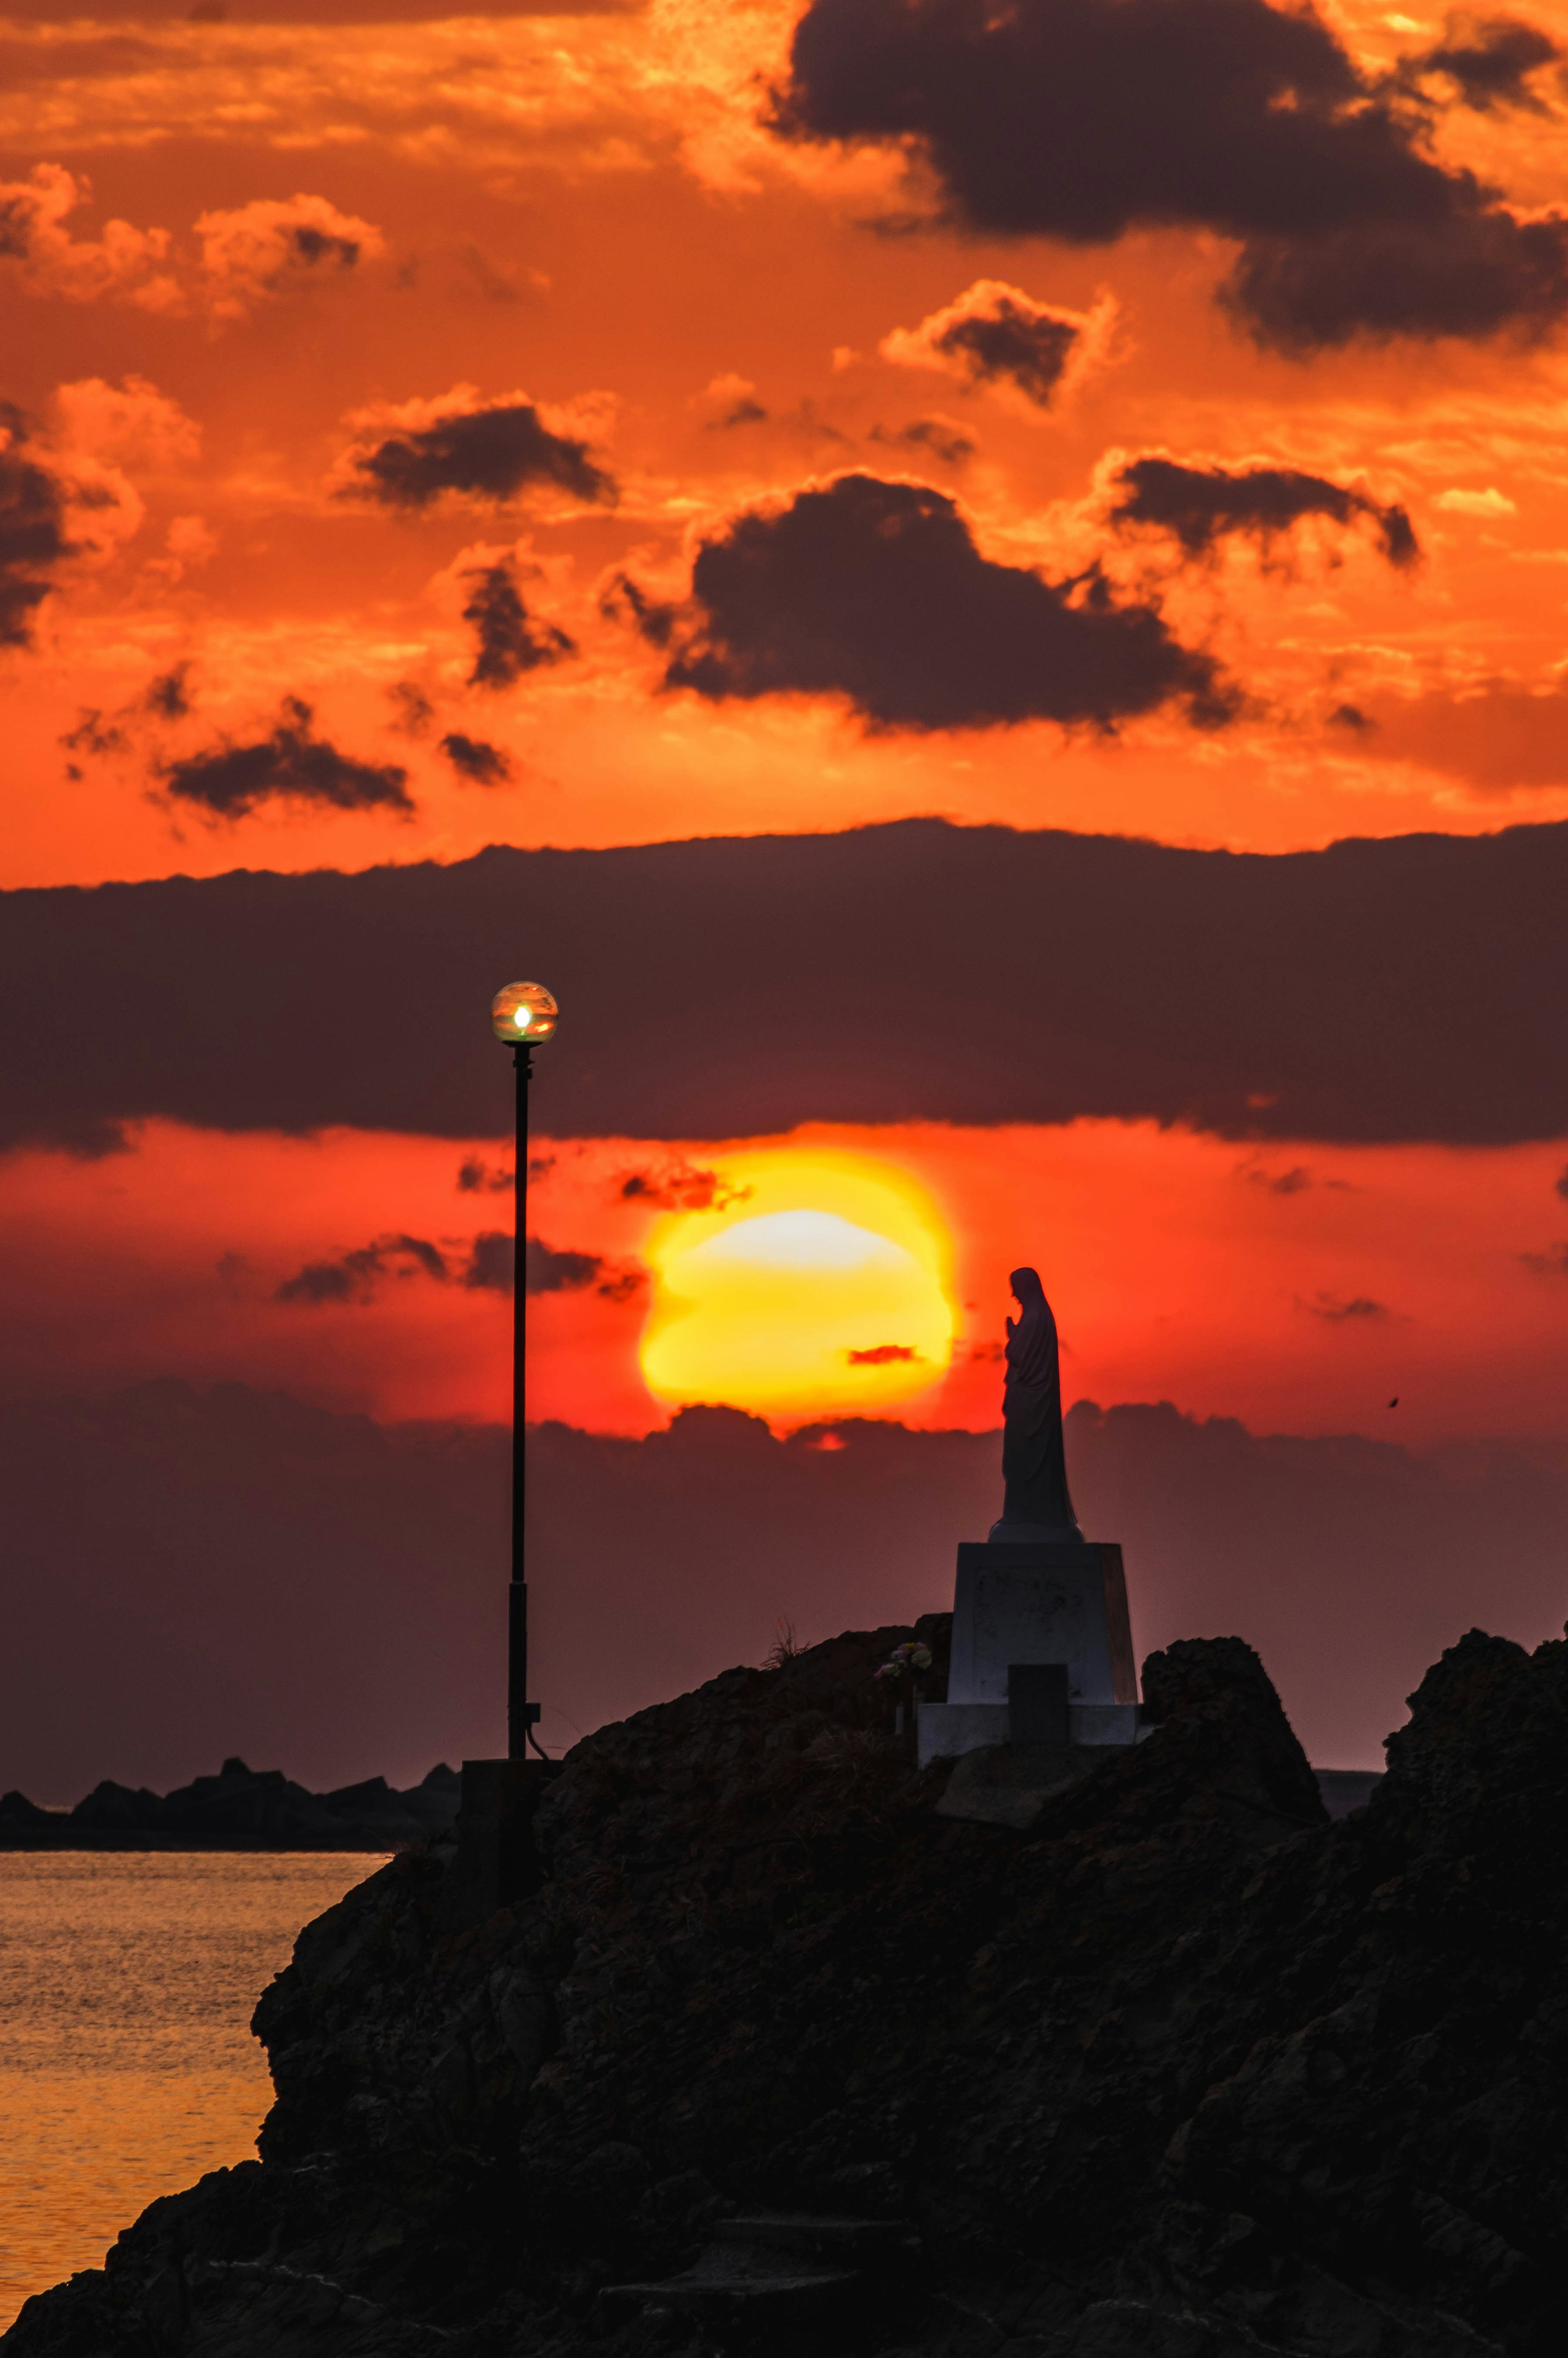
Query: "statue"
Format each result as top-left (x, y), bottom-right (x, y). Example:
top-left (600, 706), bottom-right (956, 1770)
top-left (989, 1266), bottom-right (1085, 1545)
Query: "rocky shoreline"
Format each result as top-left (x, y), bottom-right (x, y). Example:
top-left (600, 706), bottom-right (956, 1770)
top-left (0, 1757), bottom-right (460, 1850)
top-left (6, 1613), bottom-right (1566, 2356)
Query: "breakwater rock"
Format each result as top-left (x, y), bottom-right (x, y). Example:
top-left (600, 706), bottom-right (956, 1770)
top-left (0, 1758), bottom-right (460, 1849)
top-left (7, 1618), bottom-right (1568, 2356)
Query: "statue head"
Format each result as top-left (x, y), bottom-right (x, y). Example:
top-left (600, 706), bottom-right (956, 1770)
top-left (1009, 1265), bottom-right (1045, 1308)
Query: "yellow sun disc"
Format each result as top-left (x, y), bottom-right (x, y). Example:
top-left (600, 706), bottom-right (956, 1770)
top-left (637, 1148), bottom-right (956, 1418)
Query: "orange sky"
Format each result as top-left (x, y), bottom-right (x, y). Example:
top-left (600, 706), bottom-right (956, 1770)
top-left (5, 0), bottom-right (1568, 1466)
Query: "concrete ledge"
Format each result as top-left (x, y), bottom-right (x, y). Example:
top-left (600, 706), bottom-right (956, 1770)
top-left (918, 1700), bottom-right (1145, 1768)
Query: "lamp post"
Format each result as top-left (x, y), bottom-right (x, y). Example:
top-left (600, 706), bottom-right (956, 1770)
top-left (490, 980), bottom-right (559, 1761)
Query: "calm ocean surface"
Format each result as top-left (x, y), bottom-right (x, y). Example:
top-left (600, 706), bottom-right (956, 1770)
top-left (0, 1851), bottom-right (388, 2333)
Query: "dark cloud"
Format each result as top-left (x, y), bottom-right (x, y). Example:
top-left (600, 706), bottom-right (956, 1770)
top-left (289, 222), bottom-right (359, 270)
top-left (1412, 14), bottom-right (1558, 110)
top-left (1520, 1241), bottom-right (1568, 1277)
top-left (1243, 1165), bottom-right (1312, 1195)
top-left (276, 1232), bottom-right (448, 1305)
top-left (461, 562), bottom-right (576, 691)
top-left (845, 1342), bottom-right (922, 1364)
top-left (931, 295), bottom-right (1079, 402)
top-left (440, 730), bottom-right (513, 784)
top-left (346, 399), bottom-right (614, 511)
top-left (869, 419), bottom-right (976, 465)
top-left (1329, 703), bottom-right (1372, 733)
top-left (457, 1155), bottom-right (513, 1194)
top-left (617, 1160), bottom-right (752, 1211)
top-left (774, 0), bottom-right (1568, 350)
top-left (160, 697), bottom-right (412, 820)
top-left (145, 664), bottom-right (192, 720)
top-left (1555, 1166), bottom-right (1568, 1201)
top-left (644, 473), bottom-right (1231, 733)
top-left (5, 1382), bottom-right (1568, 1792)
top-left (466, 1232), bottom-right (644, 1301)
top-left (279, 1226), bottom-right (642, 1303)
top-left (600, 570), bottom-right (677, 648)
top-left (0, 402), bottom-right (69, 646)
top-left (60, 709), bottom-right (126, 760)
top-left (388, 680), bottom-right (435, 737)
top-left (1301, 1293), bottom-right (1390, 1322)
top-left (7, 816), bottom-right (1568, 1154)
top-left (1109, 456), bottom-right (1419, 569)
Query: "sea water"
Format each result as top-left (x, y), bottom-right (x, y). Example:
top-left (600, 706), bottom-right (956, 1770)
top-left (0, 1850), bottom-right (388, 2332)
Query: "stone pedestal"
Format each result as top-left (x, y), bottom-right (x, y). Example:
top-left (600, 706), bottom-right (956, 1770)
top-left (918, 1540), bottom-right (1139, 1768)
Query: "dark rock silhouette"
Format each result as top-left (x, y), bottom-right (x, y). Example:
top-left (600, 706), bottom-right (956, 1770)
top-left (7, 1621), bottom-right (1568, 2354)
top-left (1, 1757), bottom-right (459, 1849)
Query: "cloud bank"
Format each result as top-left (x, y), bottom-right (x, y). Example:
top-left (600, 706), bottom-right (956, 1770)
top-left (774, 0), bottom-right (1568, 350)
top-left (3, 817), bottom-right (1567, 1153)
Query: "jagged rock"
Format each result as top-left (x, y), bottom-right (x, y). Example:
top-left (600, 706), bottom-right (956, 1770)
top-left (7, 1621), bottom-right (1568, 2357)
top-left (0, 1790), bottom-right (56, 1826)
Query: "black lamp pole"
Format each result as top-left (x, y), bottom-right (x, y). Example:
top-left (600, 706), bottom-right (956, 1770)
top-left (509, 1040), bottom-right (542, 1761)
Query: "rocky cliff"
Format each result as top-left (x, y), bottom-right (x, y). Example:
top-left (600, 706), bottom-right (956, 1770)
top-left (7, 1615), bottom-right (1568, 2357)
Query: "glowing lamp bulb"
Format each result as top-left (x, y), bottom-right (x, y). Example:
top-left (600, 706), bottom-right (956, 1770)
top-left (490, 980), bottom-right (559, 1044)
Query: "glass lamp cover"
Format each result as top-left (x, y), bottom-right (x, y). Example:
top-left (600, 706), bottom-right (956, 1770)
top-left (490, 981), bottom-right (559, 1044)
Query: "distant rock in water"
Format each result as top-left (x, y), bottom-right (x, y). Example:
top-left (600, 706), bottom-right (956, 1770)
top-left (0, 1757), bottom-right (461, 1848)
top-left (6, 1623), bottom-right (1567, 2356)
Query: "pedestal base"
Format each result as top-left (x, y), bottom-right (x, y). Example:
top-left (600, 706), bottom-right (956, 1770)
top-left (917, 1700), bottom-right (1144, 1768)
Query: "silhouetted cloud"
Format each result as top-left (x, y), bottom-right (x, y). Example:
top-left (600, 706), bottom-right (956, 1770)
top-left (882, 280), bottom-right (1099, 405)
top-left (440, 730), bottom-right (512, 784)
top-left (617, 1160), bottom-right (752, 1211)
top-left (1555, 1165), bottom-right (1568, 1202)
top-left (457, 1156), bottom-right (514, 1194)
top-left (774, 0), bottom-right (1568, 350)
top-left (869, 418), bottom-right (976, 466)
top-left (346, 396), bottom-right (614, 510)
top-left (7, 817), bottom-right (1568, 1153)
top-left (1301, 1292), bottom-right (1390, 1322)
top-left (276, 1232), bottom-right (448, 1305)
top-left (160, 697), bottom-right (412, 819)
top-left (388, 679), bottom-right (435, 737)
top-left (1109, 456), bottom-right (1419, 569)
top-left (1412, 14), bottom-right (1558, 110)
top-left (461, 562), bottom-right (576, 690)
top-left (644, 473), bottom-right (1232, 732)
top-left (845, 1342), bottom-right (922, 1364)
top-left (1243, 1165), bottom-right (1313, 1195)
top-left (6, 1382), bottom-right (1568, 1792)
top-left (277, 1227), bottom-right (641, 1304)
top-left (145, 664), bottom-right (191, 719)
top-left (1520, 1241), bottom-right (1568, 1277)
top-left (0, 402), bottom-right (69, 645)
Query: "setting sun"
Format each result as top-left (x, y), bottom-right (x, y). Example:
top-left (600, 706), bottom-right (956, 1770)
top-left (638, 1149), bottom-right (956, 1419)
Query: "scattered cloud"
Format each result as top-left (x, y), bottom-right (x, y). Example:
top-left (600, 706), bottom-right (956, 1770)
top-left (1106, 455), bottom-right (1418, 570)
top-left (844, 1342), bottom-right (922, 1363)
top-left (0, 407), bottom-right (71, 647)
top-left (868, 417), bottom-right (975, 466)
top-left (1242, 1165), bottom-right (1313, 1195)
top-left (1556, 1165), bottom-right (1568, 1201)
top-left (881, 279), bottom-right (1113, 409)
top-left (439, 730), bottom-right (513, 784)
top-left (1299, 1291), bottom-right (1390, 1321)
top-left (616, 1159), bottom-right (752, 1211)
top-left (457, 1156), bottom-right (519, 1194)
top-left (336, 385), bottom-right (615, 512)
top-left (460, 559), bottom-right (576, 690)
top-left (277, 1227), bottom-right (644, 1306)
top-left (695, 372), bottom-right (768, 428)
top-left (194, 193), bottom-right (383, 321)
top-left (1520, 1240), bottom-right (1568, 1276)
top-left (387, 680), bottom-right (435, 737)
top-left (628, 472), bottom-right (1233, 734)
top-left (0, 168), bottom-right (383, 322)
top-left (1434, 486), bottom-right (1517, 517)
top-left (276, 1232), bottom-right (448, 1306)
top-left (774, 0), bottom-right (1568, 351)
top-left (1406, 14), bottom-right (1559, 112)
top-left (160, 697), bottom-right (412, 821)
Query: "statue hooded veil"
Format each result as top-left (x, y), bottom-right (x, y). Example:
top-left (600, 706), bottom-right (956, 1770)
top-left (992, 1266), bottom-right (1085, 1543)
